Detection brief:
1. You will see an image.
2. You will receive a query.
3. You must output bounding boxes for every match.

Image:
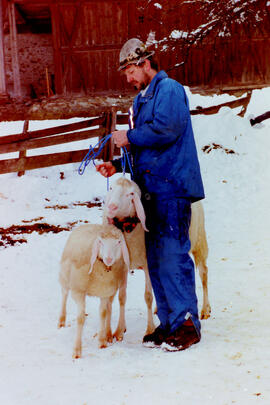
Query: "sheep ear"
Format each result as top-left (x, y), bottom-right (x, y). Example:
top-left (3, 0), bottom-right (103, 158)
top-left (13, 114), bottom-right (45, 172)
top-left (89, 237), bottom-right (100, 274)
top-left (120, 236), bottom-right (131, 274)
top-left (132, 193), bottom-right (149, 232)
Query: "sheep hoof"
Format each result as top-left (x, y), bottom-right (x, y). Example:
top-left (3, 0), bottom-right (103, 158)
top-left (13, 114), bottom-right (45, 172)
top-left (113, 330), bottom-right (125, 341)
top-left (106, 334), bottom-right (113, 343)
top-left (72, 348), bottom-right (81, 359)
top-left (58, 317), bottom-right (66, 328)
top-left (200, 307), bottom-right (211, 320)
top-left (99, 342), bottom-right (108, 349)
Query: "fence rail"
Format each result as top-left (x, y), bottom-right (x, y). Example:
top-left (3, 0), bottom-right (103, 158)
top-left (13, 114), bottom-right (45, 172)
top-left (0, 110), bottom-right (125, 176)
top-left (0, 94), bottom-right (251, 176)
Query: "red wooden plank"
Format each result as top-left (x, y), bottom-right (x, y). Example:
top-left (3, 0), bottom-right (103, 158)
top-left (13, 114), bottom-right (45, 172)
top-left (7, 2), bottom-right (22, 98)
top-left (0, 0), bottom-right (7, 94)
top-left (0, 148), bottom-right (99, 175)
top-left (116, 114), bottom-right (129, 125)
top-left (0, 116), bottom-right (105, 145)
top-left (17, 120), bottom-right (29, 176)
top-left (50, 3), bottom-right (63, 94)
top-left (0, 127), bottom-right (105, 155)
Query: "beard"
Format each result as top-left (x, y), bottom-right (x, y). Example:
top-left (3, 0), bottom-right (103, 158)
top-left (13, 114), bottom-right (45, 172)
top-left (132, 76), bottom-right (150, 91)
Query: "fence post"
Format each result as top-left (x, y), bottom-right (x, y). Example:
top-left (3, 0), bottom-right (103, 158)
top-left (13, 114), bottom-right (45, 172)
top-left (102, 107), bottom-right (117, 161)
top-left (7, 0), bottom-right (23, 99)
top-left (17, 120), bottom-right (29, 176)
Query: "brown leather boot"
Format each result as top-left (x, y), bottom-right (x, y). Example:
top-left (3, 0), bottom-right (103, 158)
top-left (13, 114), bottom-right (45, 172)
top-left (142, 326), bottom-right (168, 348)
top-left (161, 319), bottom-right (201, 352)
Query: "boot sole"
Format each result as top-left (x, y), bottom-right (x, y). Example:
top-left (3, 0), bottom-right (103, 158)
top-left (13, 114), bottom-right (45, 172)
top-left (161, 337), bottom-right (200, 352)
top-left (142, 341), bottom-right (163, 349)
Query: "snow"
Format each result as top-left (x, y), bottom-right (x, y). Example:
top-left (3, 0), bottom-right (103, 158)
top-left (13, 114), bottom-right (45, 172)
top-left (170, 30), bottom-right (188, 40)
top-left (0, 87), bottom-right (270, 404)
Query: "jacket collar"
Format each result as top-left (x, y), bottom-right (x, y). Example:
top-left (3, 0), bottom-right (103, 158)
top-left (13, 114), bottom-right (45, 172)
top-left (135, 70), bottom-right (168, 105)
top-left (132, 71), bottom-right (168, 119)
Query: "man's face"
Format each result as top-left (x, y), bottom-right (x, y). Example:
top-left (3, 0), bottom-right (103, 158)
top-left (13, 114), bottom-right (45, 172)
top-left (123, 64), bottom-right (150, 91)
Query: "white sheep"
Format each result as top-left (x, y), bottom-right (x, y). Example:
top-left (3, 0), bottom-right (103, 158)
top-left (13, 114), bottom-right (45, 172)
top-left (103, 177), bottom-right (211, 331)
top-left (58, 223), bottom-right (130, 358)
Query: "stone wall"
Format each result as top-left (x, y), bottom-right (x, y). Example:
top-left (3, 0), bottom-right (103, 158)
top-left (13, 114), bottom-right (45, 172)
top-left (4, 33), bottom-right (54, 98)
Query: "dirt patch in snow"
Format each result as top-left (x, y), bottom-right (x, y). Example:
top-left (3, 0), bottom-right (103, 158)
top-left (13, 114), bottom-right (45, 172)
top-left (0, 199), bottom-right (102, 248)
top-left (45, 200), bottom-right (102, 210)
top-left (0, 222), bottom-right (78, 248)
top-left (202, 143), bottom-right (237, 154)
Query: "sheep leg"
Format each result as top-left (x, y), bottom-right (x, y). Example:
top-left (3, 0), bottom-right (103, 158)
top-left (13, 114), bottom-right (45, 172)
top-left (58, 286), bottom-right (69, 328)
top-left (144, 269), bottom-right (155, 335)
top-left (105, 295), bottom-right (114, 343)
top-left (99, 298), bottom-right (109, 348)
top-left (198, 262), bottom-right (211, 319)
top-left (72, 291), bottom-right (86, 359)
top-left (113, 272), bottom-right (127, 341)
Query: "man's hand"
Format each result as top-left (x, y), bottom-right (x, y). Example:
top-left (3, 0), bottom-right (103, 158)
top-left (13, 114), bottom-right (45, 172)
top-left (96, 161), bottom-right (116, 178)
top-left (112, 130), bottom-right (129, 148)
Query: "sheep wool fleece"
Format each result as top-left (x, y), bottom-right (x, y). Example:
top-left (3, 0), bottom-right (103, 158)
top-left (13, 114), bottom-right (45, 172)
top-left (121, 70), bottom-right (204, 334)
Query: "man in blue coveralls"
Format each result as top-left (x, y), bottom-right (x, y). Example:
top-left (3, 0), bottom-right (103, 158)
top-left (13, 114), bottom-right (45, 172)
top-left (96, 38), bottom-right (205, 351)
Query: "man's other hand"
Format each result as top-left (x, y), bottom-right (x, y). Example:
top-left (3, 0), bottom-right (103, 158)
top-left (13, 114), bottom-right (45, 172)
top-left (96, 161), bottom-right (116, 177)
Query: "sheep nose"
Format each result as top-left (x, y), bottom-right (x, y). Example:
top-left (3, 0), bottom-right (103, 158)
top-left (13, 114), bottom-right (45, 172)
top-left (108, 203), bottom-right (118, 212)
top-left (105, 257), bottom-right (113, 265)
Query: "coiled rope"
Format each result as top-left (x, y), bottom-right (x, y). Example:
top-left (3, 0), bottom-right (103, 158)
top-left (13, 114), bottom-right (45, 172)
top-left (78, 133), bottom-right (133, 183)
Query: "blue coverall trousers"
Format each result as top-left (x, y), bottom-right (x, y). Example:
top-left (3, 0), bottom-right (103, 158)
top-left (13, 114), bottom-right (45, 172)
top-left (143, 195), bottom-right (201, 334)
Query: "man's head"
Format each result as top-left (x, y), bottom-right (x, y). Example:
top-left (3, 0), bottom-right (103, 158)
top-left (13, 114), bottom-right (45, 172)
top-left (118, 38), bottom-right (158, 91)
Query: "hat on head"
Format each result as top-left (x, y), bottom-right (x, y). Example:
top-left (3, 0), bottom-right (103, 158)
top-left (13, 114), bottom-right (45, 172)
top-left (118, 38), bottom-right (155, 71)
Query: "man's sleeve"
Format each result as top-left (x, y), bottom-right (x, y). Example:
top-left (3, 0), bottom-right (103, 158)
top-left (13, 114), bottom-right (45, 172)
top-left (110, 157), bottom-right (122, 173)
top-left (111, 156), bottom-right (131, 173)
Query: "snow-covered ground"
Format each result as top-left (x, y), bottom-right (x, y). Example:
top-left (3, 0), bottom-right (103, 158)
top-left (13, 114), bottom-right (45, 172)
top-left (0, 87), bottom-right (270, 405)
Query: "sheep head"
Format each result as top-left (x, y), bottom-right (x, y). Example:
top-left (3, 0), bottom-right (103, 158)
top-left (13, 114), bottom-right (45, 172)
top-left (89, 225), bottom-right (130, 274)
top-left (105, 177), bottom-right (148, 232)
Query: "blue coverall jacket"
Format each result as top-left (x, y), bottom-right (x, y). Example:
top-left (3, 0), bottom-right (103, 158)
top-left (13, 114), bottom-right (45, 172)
top-left (115, 70), bottom-right (204, 334)
top-left (127, 70), bottom-right (205, 202)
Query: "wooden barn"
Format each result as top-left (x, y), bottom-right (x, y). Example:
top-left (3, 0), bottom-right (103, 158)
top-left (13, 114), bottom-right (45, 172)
top-left (0, 0), bottom-right (270, 101)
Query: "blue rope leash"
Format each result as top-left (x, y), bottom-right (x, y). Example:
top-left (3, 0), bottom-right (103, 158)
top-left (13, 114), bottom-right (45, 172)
top-left (78, 133), bottom-right (133, 179)
top-left (78, 133), bottom-right (113, 175)
top-left (121, 146), bottom-right (133, 177)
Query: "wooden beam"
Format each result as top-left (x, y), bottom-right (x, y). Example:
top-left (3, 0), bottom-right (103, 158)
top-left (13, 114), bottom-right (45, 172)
top-left (50, 3), bottom-right (62, 94)
top-left (0, 127), bottom-right (105, 154)
top-left (0, 116), bottom-right (105, 145)
top-left (116, 114), bottom-right (129, 125)
top-left (7, 1), bottom-right (23, 98)
top-left (190, 93), bottom-right (252, 116)
top-left (17, 119), bottom-right (29, 176)
top-left (0, 0), bottom-right (7, 95)
top-left (0, 149), bottom-right (95, 174)
top-left (108, 107), bottom-right (117, 160)
top-left (250, 111), bottom-right (270, 126)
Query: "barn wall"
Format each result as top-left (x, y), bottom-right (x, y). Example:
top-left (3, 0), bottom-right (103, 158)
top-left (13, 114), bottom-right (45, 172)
top-left (162, 36), bottom-right (270, 91)
top-left (149, 1), bottom-right (270, 91)
top-left (2, 0), bottom-right (270, 99)
top-left (4, 33), bottom-right (54, 97)
top-left (50, 0), bottom-right (146, 95)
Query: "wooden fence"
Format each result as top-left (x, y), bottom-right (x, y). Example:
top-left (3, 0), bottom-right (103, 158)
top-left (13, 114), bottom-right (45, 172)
top-left (0, 92), bottom-right (252, 176)
top-left (0, 109), bottom-right (128, 176)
